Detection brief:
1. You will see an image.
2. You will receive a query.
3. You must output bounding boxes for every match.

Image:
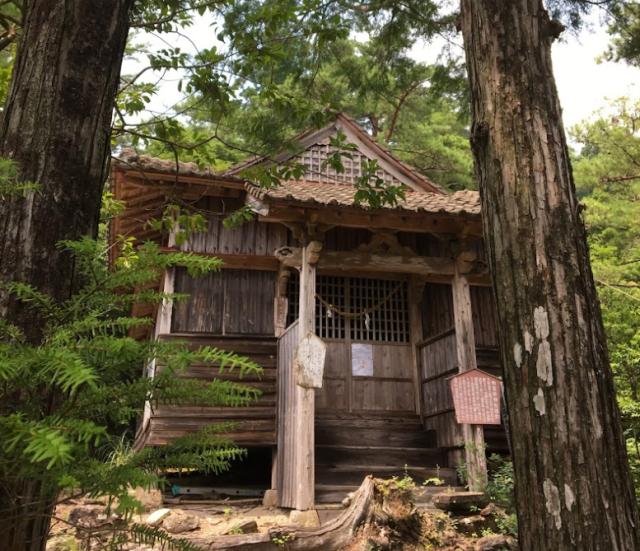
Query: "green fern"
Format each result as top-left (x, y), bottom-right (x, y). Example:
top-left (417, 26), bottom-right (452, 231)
top-left (0, 225), bottom-right (262, 547)
top-left (128, 523), bottom-right (205, 551)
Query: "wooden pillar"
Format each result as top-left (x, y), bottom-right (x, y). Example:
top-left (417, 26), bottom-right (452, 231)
top-left (292, 240), bottom-right (322, 510)
top-left (408, 276), bottom-right (426, 419)
top-left (452, 263), bottom-right (488, 492)
top-left (155, 267), bottom-right (175, 336)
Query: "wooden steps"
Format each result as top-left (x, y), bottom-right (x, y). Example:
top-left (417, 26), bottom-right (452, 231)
top-left (315, 413), bottom-right (453, 504)
top-left (316, 445), bottom-right (445, 467)
top-left (316, 464), bottom-right (457, 486)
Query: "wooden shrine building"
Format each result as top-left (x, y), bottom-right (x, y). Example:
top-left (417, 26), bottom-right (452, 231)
top-left (111, 113), bottom-right (507, 511)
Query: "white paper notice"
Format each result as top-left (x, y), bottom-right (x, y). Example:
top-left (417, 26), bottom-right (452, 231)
top-left (351, 343), bottom-right (373, 377)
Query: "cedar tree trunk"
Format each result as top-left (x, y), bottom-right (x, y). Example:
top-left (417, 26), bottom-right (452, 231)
top-left (0, 0), bottom-right (132, 339)
top-left (0, 2), bottom-right (132, 550)
top-left (459, 1), bottom-right (639, 549)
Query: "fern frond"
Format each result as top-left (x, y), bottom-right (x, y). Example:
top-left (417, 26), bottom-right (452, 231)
top-left (3, 281), bottom-right (61, 318)
top-left (0, 343), bottom-right (23, 382)
top-left (41, 347), bottom-right (98, 394)
top-left (129, 523), bottom-right (205, 551)
top-left (152, 376), bottom-right (260, 407)
top-left (0, 319), bottom-right (25, 343)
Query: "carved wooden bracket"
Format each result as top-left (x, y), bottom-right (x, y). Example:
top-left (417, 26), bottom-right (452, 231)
top-left (306, 240), bottom-right (323, 265)
top-left (356, 230), bottom-right (413, 256)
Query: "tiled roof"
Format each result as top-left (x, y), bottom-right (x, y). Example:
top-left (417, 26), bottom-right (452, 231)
top-left (246, 180), bottom-right (480, 216)
top-left (113, 148), bottom-right (223, 179)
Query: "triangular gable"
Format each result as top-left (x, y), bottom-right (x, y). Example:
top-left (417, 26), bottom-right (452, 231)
top-left (224, 113), bottom-right (443, 194)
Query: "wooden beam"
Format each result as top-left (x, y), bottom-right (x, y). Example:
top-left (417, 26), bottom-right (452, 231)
top-left (452, 264), bottom-right (488, 492)
top-left (275, 246), bottom-right (480, 278)
top-left (159, 247), bottom-right (280, 271)
top-left (261, 205), bottom-right (483, 237)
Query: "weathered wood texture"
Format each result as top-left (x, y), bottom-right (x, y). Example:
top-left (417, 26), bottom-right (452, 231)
top-left (420, 284), bottom-right (506, 465)
top-left (288, 271), bottom-right (416, 414)
top-left (452, 268), bottom-right (487, 491)
top-left (137, 335), bottom-right (277, 448)
top-left (276, 320), bottom-right (299, 508)
top-left (461, 1), bottom-right (639, 547)
top-left (291, 243), bottom-right (318, 510)
top-left (109, 170), bottom-right (167, 258)
top-left (314, 414), bottom-right (453, 497)
top-left (172, 268), bottom-right (276, 336)
top-left (316, 342), bottom-right (415, 413)
top-left (182, 197), bottom-right (289, 256)
top-left (277, 247), bottom-right (462, 278)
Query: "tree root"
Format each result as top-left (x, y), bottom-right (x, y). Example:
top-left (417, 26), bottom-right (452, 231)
top-left (190, 476), bottom-right (420, 551)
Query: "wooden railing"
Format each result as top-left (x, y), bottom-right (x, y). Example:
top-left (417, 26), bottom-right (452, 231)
top-left (275, 320), bottom-right (299, 508)
top-left (417, 327), bottom-right (463, 449)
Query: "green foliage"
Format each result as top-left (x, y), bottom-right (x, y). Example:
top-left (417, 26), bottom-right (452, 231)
top-left (128, 523), bottom-right (204, 551)
top-left (149, 204), bottom-right (209, 248)
top-left (606, 2), bottom-right (640, 67)
top-left (484, 454), bottom-right (518, 537)
top-left (571, 96), bottom-right (640, 505)
top-left (486, 454), bottom-right (515, 511)
top-left (0, 210), bottom-right (261, 545)
top-left (353, 158), bottom-right (407, 208)
top-left (0, 157), bottom-right (40, 198)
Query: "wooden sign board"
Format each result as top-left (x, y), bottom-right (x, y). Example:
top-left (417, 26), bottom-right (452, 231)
top-left (295, 332), bottom-right (326, 389)
top-left (449, 369), bottom-right (502, 425)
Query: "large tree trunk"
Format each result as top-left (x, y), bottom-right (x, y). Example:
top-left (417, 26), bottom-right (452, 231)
top-left (0, 2), bottom-right (132, 550)
top-left (0, 0), bottom-right (132, 340)
top-left (459, 1), bottom-right (639, 549)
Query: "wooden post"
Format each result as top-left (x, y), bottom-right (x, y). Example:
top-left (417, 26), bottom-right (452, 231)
top-left (155, 267), bottom-right (175, 336)
top-left (451, 263), bottom-right (488, 492)
top-left (408, 276), bottom-right (426, 419)
top-left (292, 240), bottom-right (322, 511)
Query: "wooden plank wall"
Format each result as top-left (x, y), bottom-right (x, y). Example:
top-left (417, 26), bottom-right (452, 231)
top-left (139, 335), bottom-right (277, 447)
top-left (172, 268), bottom-right (276, 336)
top-left (419, 283), bottom-right (508, 461)
top-left (315, 342), bottom-right (415, 413)
top-left (182, 197), bottom-right (289, 256)
top-left (316, 342), bottom-right (349, 411)
top-left (276, 320), bottom-right (299, 508)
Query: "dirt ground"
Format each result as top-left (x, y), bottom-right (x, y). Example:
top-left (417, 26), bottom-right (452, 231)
top-left (46, 490), bottom-right (516, 551)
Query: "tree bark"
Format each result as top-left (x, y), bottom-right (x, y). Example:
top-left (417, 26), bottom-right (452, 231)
top-left (0, 2), bottom-right (132, 550)
top-left (0, 0), bottom-right (132, 340)
top-left (459, 1), bottom-right (639, 549)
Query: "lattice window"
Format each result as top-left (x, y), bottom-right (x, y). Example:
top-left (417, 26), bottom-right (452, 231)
top-left (286, 273), bottom-right (409, 343)
top-left (316, 275), bottom-right (348, 340)
top-left (292, 143), bottom-right (404, 187)
top-left (349, 277), bottom-right (409, 343)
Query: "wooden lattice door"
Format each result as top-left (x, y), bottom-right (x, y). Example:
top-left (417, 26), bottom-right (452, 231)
top-left (289, 274), bottom-right (415, 413)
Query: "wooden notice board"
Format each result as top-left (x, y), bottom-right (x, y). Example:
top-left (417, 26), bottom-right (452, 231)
top-left (449, 369), bottom-right (502, 425)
